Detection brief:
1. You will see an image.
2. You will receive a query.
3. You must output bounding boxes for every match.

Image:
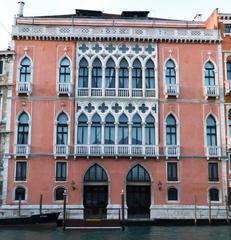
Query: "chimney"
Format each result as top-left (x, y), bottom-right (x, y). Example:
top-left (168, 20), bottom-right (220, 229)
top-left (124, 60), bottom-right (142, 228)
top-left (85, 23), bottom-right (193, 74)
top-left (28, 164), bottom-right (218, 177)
top-left (17, 1), bottom-right (25, 17)
top-left (194, 14), bottom-right (202, 22)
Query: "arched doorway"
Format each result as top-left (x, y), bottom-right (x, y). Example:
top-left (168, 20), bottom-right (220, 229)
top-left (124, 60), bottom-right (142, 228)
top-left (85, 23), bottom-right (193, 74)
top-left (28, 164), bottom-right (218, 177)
top-left (126, 164), bottom-right (151, 219)
top-left (83, 164), bottom-right (108, 219)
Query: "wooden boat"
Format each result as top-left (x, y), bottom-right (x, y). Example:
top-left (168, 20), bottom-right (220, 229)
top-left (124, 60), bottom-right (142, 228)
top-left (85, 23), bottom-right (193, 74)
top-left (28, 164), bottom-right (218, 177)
top-left (0, 212), bottom-right (60, 226)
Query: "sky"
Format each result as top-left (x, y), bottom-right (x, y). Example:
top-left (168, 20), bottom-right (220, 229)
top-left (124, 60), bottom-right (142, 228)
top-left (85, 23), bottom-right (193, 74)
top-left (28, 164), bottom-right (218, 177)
top-left (0, 0), bottom-right (231, 50)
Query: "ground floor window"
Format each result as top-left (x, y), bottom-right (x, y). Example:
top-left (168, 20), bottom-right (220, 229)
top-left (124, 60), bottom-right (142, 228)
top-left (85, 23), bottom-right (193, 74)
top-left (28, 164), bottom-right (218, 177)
top-left (167, 187), bottom-right (178, 201)
top-left (55, 186), bottom-right (66, 201)
top-left (14, 186), bottom-right (26, 201)
top-left (209, 188), bottom-right (219, 202)
top-left (15, 161), bottom-right (27, 181)
top-left (56, 162), bottom-right (67, 181)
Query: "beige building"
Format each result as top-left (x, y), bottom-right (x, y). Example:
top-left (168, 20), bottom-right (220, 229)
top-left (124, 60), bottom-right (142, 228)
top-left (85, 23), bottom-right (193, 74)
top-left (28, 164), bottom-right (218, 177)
top-left (0, 50), bottom-right (14, 204)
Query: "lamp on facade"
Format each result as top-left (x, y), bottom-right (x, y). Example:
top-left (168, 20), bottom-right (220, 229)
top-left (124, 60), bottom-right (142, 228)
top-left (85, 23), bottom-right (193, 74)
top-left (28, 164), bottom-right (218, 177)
top-left (158, 181), bottom-right (162, 191)
top-left (71, 180), bottom-right (76, 190)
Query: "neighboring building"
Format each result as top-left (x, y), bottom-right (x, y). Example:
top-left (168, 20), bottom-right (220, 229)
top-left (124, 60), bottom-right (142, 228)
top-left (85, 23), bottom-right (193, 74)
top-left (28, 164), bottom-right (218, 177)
top-left (0, 50), bottom-right (14, 204)
top-left (1, 2), bottom-right (229, 220)
top-left (219, 13), bottom-right (231, 208)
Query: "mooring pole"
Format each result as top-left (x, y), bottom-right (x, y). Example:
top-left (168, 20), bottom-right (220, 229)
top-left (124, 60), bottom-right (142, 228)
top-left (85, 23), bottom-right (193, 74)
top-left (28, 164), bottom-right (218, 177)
top-left (121, 189), bottom-right (125, 231)
top-left (18, 196), bottom-right (21, 217)
top-left (63, 190), bottom-right (67, 231)
top-left (209, 198), bottom-right (211, 224)
top-left (39, 194), bottom-right (43, 215)
top-left (194, 195), bottom-right (197, 225)
top-left (225, 195), bottom-right (229, 223)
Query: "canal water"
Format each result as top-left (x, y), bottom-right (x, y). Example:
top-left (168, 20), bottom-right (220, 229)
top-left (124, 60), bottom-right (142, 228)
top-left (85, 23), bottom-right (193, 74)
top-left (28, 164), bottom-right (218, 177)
top-left (0, 226), bottom-right (231, 240)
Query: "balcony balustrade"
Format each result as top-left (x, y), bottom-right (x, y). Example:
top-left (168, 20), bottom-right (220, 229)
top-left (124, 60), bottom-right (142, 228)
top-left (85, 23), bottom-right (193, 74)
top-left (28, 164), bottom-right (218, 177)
top-left (206, 146), bottom-right (221, 159)
top-left (75, 144), bottom-right (159, 157)
top-left (14, 144), bottom-right (30, 158)
top-left (54, 144), bottom-right (70, 158)
top-left (225, 81), bottom-right (231, 94)
top-left (204, 85), bottom-right (219, 98)
top-left (105, 89), bottom-right (116, 97)
top-left (57, 82), bottom-right (72, 96)
top-left (16, 81), bottom-right (32, 95)
top-left (91, 88), bottom-right (102, 96)
top-left (77, 88), bottom-right (89, 96)
top-left (164, 145), bottom-right (180, 158)
top-left (165, 84), bottom-right (179, 97)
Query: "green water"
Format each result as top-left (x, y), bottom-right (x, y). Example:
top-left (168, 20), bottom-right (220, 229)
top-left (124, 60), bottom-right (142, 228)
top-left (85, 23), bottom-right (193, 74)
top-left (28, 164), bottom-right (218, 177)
top-left (0, 226), bottom-right (230, 240)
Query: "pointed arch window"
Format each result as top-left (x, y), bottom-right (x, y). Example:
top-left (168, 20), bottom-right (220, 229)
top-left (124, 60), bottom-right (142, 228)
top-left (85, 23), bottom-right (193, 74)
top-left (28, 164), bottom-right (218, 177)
top-left (119, 59), bottom-right (129, 89)
top-left (104, 114), bottom-right (115, 144)
top-left (56, 113), bottom-right (68, 145)
top-left (15, 186), bottom-right (26, 201)
top-left (132, 114), bottom-right (142, 145)
top-left (165, 59), bottom-right (176, 84)
top-left (77, 113), bottom-right (88, 145)
top-left (206, 115), bottom-right (217, 146)
top-left (127, 164), bottom-right (150, 182)
top-left (145, 114), bottom-right (155, 145)
top-left (91, 113), bottom-right (101, 144)
top-left (132, 59), bottom-right (142, 89)
top-left (145, 60), bottom-right (155, 89)
top-left (92, 58), bottom-right (102, 88)
top-left (205, 61), bottom-right (215, 86)
top-left (118, 114), bottom-right (128, 144)
top-left (106, 58), bottom-right (115, 89)
top-left (17, 112), bottom-right (29, 144)
top-left (84, 164), bottom-right (108, 182)
top-left (78, 58), bottom-right (88, 88)
top-left (166, 115), bottom-right (177, 145)
top-left (19, 57), bottom-right (31, 82)
top-left (59, 57), bottom-right (70, 83)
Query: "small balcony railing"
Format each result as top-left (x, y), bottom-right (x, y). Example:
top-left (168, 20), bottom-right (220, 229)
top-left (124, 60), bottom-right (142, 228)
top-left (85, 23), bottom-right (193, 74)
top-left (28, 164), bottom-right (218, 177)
top-left (57, 82), bottom-right (72, 96)
top-left (14, 144), bottom-right (30, 158)
top-left (206, 146), bottom-right (221, 159)
top-left (132, 89), bottom-right (143, 97)
top-left (77, 88), bottom-right (89, 96)
top-left (16, 81), bottom-right (32, 95)
top-left (225, 81), bottom-right (231, 94)
top-left (91, 88), bottom-right (102, 96)
top-left (145, 89), bottom-right (156, 97)
top-left (105, 89), bottom-right (116, 96)
top-left (165, 84), bottom-right (179, 97)
top-left (54, 144), bottom-right (70, 158)
top-left (204, 85), bottom-right (219, 98)
top-left (164, 145), bottom-right (180, 158)
top-left (118, 89), bottom-right (129, 97)
top-left (74, 144), bottom-right (159, 157)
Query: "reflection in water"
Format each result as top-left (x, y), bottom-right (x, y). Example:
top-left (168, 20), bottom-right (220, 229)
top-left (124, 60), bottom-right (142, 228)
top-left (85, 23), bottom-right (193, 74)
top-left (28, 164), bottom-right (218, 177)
top-left (0, 226), bottom-right (231, 240)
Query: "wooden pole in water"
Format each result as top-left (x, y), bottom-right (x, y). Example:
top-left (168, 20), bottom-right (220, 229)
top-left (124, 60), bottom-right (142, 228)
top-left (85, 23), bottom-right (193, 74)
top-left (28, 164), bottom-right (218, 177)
top-left (225, 195), bottom-right (229, 223)
top-left (121, 189), bottom-right (125, 231)
top-left (209, 198), bottom-right (211, 224)
top-left (18, 196), bottom-right (21, 217)
top-left (39, 194), bottom-right (43, 215)
top-left (63, 190), bottom-right (67, 231)
top-left (194, 195), bottom-right (197, 224)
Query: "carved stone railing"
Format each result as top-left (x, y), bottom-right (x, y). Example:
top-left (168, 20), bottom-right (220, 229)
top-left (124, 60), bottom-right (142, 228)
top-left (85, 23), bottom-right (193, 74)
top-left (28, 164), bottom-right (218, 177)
top-left (54, 144), bottom-right (70, 158)
top-left (12, 25), bottom-right (220, 42)
top-left (16, 81), bottom-right (32, 95)
top-left (14, 144), bottom-right (30, 158)
top-left (206, 146), bottom-right (221, 159)
top-left (204, 85), bottom-right (219, 98)
top-left (164, 145), bottom-right (180, 158)
top-left (57, 82), bottom-right (72, 96)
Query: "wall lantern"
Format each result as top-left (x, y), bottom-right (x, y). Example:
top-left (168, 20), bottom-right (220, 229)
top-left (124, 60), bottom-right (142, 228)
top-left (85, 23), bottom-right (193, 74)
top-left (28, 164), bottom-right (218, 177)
top-left (158, 181), bottom-right (162, 191)
top-left (71, 180), bottom-right (76, 191)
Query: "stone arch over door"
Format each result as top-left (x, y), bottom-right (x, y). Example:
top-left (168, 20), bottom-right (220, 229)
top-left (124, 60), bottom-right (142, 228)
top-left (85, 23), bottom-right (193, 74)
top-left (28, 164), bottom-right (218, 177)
top-left (83, 164), bottom-right (108, 219)
top-left (126, 164), bottom-right (151, 219)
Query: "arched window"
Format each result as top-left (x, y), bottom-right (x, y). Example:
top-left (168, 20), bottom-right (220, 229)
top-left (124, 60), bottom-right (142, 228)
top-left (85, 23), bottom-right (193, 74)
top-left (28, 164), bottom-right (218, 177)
top-left (209, 188), bottom-right (219, 201)
top-left (84, 164), bottom-right (108, 182)
top-left (132, 114), bottom-right (142, 145)
top-left (92, 58), bottom-right (102, 88)
top-left (167, 187), bottom-right (178, 201)
top-left (77, 113), bottom-right (88, 144)
top-left (118, 114), bottom-right (128, 144)
top-left (206, 115), bottom-right (217, 146)
top-left (132, 59), bottom-right (142, 89)
top-left (17, 112), bottom-right (29, 145)
top-left (119, 58), bottom-right (129, 89)
top-left (59, 57), bottom-right (70, 83)
top-left (91, 113), bottom-right (101, 144)
top-left (205, 61), bottom-right (215, 86)
top-left (127, 164), bottom-right (150, 182)
top-left (166, 115), bottom-right (177, 145)
top-left (15, 186), bottom-right (26, 200)
top-left (105, 58), bottom-right (115, 89)
top-left (55, 187), bottom-right (66, 201)
top-left (56, 113), bottom-right (68, 145)
top-left (145, 114), bottom-right (155, 145)
top-left (19, 57), bottom-right (31, 82)
top-left (227, 60), bottom-right (231, 80)
top-left (165, 59), bottom-right (176, 84)
top-left (104, 114), bottom-right (115, 144)
top-left (78, 58), bottom-right (88, 88)
top-left (145, 60), bottom-right (155, 89)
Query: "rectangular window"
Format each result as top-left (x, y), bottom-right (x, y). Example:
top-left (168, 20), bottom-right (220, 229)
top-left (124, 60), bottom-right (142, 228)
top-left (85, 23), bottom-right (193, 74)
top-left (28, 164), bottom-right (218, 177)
top-left (208, 162), bottom-right (219, 182)
top-left (0, 60), bottom-right (3, 75)
top-left (167, 162), bottom-right (178, 181)
top-left (225, 25), bottom-right (231, 34)
top-left (15, 161), bottom-right (27, 181)
top-left (227, 61), bottom-right (231, 80)
top-left (56, 162), bottom-right (67, 181)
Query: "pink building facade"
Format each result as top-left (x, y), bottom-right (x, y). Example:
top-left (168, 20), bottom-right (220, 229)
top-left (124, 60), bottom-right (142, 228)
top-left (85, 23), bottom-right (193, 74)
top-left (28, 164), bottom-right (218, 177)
top-left (1, 3), bottom-right (229, 219)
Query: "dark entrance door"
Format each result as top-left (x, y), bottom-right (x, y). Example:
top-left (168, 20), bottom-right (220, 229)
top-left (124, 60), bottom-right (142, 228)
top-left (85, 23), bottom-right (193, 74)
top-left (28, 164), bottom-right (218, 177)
top-left (127, 185), bottom-right (150, 218)
top-left (83, 185), bottom-right (108, 219)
